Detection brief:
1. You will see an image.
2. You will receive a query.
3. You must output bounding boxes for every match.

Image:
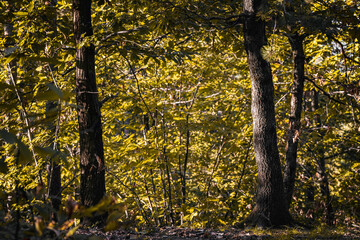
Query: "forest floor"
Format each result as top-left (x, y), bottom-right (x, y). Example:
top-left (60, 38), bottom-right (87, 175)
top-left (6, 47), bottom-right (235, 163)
top-left (74, 226), bottom-right (360, 240)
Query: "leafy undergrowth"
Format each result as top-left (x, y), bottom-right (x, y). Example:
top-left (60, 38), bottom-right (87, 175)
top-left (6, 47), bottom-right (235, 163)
top-left (70, 226), bottom-right (360, 240)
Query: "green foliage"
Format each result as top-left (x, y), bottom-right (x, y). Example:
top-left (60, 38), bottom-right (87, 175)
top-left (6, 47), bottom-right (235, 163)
top-left (0, 0), bottom-right (359, 237)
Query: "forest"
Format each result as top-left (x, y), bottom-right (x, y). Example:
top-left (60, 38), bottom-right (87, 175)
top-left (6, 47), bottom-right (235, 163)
top-left (0, 0), bottom-right (359, 239)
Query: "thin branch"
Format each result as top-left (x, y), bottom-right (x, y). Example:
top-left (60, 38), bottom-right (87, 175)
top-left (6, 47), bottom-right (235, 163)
top-left (163, 92), bottom-right (221, 105)
top-left (7, 64), bottom-right (39, 167)
top-left (163, 0), bottom-right (244, 30)
top-left (305, 77), bottom-right (345, 105)
top-left (99, 92), bottom-right (119, 108)
top-left (166, 0), bottom-right (244, 25)
top-left (323, 150), bottom-right (349, 160)
top-left (188, 77), bottom-right (202, 110)
top-left (205, 135), bottom-right (227, 197)
top-left (100, 27), bottom-right (145, 43)
top-left (332, 37), bottom-right (360, 65)
top-left (106, 169), bottom-right (150, 225)
top-left (234, 137), bottom-right (252, 199)
top-left (275, 91), bottom-right (290, 106)
top-left (47, 63), bottom-right (61, 150)
top-left (124, 57), bottom-right (155, 122)
top-left (60, 173), bottom-right (79, 194)
top-left (61, 66), bottom-right (75, 76)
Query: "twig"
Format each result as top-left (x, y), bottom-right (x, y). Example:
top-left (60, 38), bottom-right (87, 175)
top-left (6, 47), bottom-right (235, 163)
top-left (275, 91), bottom-right (290, 106)
top-left (165, 0), bottom-right (244, 29)
top-left (47, 63), bottom-right (61, 150)
top-left (205, 135), bottom-right (227, 197)
top-left (106, 169), bottom-right (150, 225)
top-left (124, 57), bottom-right (155, 123)
top-left (305, 77), bottom-right (345, 105)
top-left (332, 37), bottom-right (360, 65)
top-left (234, 137), bottom-right (252, 199)
top-left (99, 92), bottom-right (119, 108)
top-left (100, 27), bottom-right (144, 42)
top-left (60, 173), bottom-right (79, 194)
top-left (188, 77), bottom-right (202, 110)
top-left (62, 66), bottom-right (75, 76)
top-left (7, 64), bottom-right (39, 168)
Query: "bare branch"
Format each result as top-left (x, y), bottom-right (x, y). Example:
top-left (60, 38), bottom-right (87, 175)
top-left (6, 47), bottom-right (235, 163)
top-left (100, 27), bottom-right (145, 42)
top-left (305, 77), bottom-right (345, 105)
top-left (99, 92), bottom-right (119, 108)
top-left (332, 37), bottom-right (360, 65)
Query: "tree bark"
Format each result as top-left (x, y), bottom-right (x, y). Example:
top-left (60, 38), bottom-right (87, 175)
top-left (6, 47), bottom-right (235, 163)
top-left (44, 0), bottom-right (62, 221)
top-left (243, 0), bottom-right (292, 227)
top-left (46, 101), bottom-right (61, 221)
top-left (73, 0), bottom-right (106, 221)
top-left (310, 90), bottom-right (334, 225)
top-left (283, 33), bottom-right (305, 210)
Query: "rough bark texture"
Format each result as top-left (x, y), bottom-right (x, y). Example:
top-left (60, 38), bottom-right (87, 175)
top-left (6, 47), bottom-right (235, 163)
top-left (243, 0), bottom-right (292, 227)
top-left (73, 0), bottom-right (106, 220)
top-left (283, 33), bottom-right (305, 210)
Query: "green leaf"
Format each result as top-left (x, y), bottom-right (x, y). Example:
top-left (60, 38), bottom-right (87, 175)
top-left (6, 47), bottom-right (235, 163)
top-left (0, 82), bottom-right (15, 90)
top-left (33, 146), bottom-right (59, 160)
top-left (4, 54), bottom-right (17, 64)
top-left (0, 130), bottom-right (17, 144)
top-left (35, 84), bottom-right (65, 101)
top-left (65, 226), bottom-right (80, 238)
top-left (35, 91), bottom-right (61, 101)
top-left (0, 158), bottom-right (9, 174)
top-left (28, 2), bottom-right (35, 12)
top-left (47, 83), bottom-right (64, 99)
top-left (14, 12), bottom-right (28, 16)
top-left (0, 130), bottom-right (33, 165)
top-left (17, 141), bottom-right (33, 165)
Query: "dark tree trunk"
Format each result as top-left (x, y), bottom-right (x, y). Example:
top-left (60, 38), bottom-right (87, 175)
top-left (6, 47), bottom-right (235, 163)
top-left (45, 0), bottom-right (61, 221)
top-left (283, 33), bottom-right (305, 210)
top-left (310, 90), bottom-right (334, 225)
top-left (73, 0), bottom-right (106, 220)
top-left (302, 90), bottom-right (316, 222)
top-left (304, 161), bottom-right (315, 221)
top-left (243, 0), bottom-right (292, 227)
top-left (318, 156), bottom-right (334, 225)
top-left (46, 101), bottom-right (61, 221)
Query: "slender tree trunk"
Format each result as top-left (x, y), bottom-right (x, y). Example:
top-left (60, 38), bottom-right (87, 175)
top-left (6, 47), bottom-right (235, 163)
top-left (318, 156), bottom-right (334, 225)
top-left (310, 90), bottom-right (334, 225)
top-left (44, 0), bottom-right (61, 221)
top-left (302, 91), bottom-right (316, 222)
top-left (46, 100), bottom-right (61, 218)
top-left (283, 33), bottom-right (305, 210)
top-left (181, 114), bottom-right (190, 206)
top-left (243, 0), bottom-right (292, 227)
top-left (73, 0), bottom-right (106, 222)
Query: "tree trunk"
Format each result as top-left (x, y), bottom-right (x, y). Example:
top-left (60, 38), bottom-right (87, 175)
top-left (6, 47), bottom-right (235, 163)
top-left (243, 0), bottom-right (292, 227)
top-left (310, 90), bottom-right (334, 225)
top-left (46, 101), bottom-right (61, 221)
top-left (304, 161), bottom-right (315, 222)
top-left (73, 0), bottom-right (106, 221)
top-left (283, 33), bottom-right (305, 210)
top-left (44, 0), bottom-right (62, 221)
top-left (302, 90), bottom-right (316, 222)
top-left (319, 156), bottom-right (334, 225)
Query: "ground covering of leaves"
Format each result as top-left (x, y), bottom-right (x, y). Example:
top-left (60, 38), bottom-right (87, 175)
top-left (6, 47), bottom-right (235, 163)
top-left (73, 226), bottom-right (360, 240)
